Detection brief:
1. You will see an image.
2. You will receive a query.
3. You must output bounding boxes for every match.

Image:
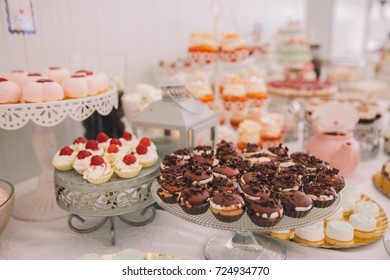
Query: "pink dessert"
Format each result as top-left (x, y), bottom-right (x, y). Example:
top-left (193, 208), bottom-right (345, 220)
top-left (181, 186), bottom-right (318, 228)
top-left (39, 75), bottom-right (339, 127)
top-left (0, 77), bottom-right (21, 104)
top-left (44, 66), bottom-right (70, 83)
top-left (19, 73), bottom-right (49, 90)
top-left (22, 79), bottom-right (64, 103)
top-left (3, 70), bottom-right (27, 89)
top-left (267, 80), bottom-right (336, 98)
top-left (75, 70), bottom-right (100, 96)
top-left (61, 73), bottom-right (89, 99)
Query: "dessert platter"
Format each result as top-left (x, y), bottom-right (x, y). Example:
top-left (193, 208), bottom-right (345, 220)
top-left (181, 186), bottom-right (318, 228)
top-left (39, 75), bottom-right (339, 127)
top-left (53, 132), bottom-right (160, 245)
top-left (152, 141), bottom-right (344, 259)
top-left (265, 194), bottom-right (388, 249)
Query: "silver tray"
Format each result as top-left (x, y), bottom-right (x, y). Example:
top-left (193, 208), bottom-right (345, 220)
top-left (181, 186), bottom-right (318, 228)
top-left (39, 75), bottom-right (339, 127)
top-left (151, 180), bottom-right (342, 232)
top-left (54, 159), bottom-right (160, 217)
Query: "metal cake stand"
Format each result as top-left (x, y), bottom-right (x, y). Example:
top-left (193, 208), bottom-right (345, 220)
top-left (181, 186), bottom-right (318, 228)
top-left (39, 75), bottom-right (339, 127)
top-left (0, 88), bottom-right (118, 221)
top-left (54, 160), bottom-right (160, 245)
top-left (152, 180), bottom-right (342, 260)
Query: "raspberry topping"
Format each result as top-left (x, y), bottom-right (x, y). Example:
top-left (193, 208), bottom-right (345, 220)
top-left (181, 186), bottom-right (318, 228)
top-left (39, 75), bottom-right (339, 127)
top-left (85, 140), bottom-right (99, 150)
top-left (122, 131), bottom-right (132, 141)
top-left (123, 154), bottom-right (137, 165)
top-left (77, 150), bottom-right (92, 159)
top-left (73, 137), bottom-right (87, 144)
top-left (136, 144), bottom-right (148, 155)
top-left (90, 155), bottom-right (105, 166)
top-left (107, 144), bottom-right (119, 154)
top-left (76, 69), bottom-right (93, 76)
top-left (96, 132), bottom-right (109, 143)
top-left (0, 78), bottom-right (8, 82)
top-left (110, 138), bottom-right (122, 147)
top-left (140, 137), bottom-right (151, 146)
top-left (27, 73), bottom-right (42, 77)
top-left (59, 146), bottom-right (73, 156)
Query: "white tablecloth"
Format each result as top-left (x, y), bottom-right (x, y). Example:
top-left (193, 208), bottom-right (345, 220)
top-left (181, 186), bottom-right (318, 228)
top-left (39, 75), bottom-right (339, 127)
top-left (0, 146), bottom-right (389, 260)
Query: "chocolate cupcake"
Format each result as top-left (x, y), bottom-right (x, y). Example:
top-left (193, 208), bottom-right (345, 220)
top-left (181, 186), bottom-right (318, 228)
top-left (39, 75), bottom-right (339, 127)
top-left (290, 152), bottom-right (329, 172)
top-left (271, 173), bottom-right (302, 192)
top-left (277, 163), bottom-right (312, 188)
top-left (240, 179), bottom-right (271, 201)
top-left (158, 175), bottom-right (188, 203)
top-left (192, 145), bottom-right (214, 156)
top-left (177, 187), bottom-right (211, 215)
top-left (222, 157), bottom-right (253, 175)
top-left (265, 143), bottom-right (289, 158)
top-left (315, 168), bottom-right (345, 193)
top-left (210, 192), bottom-right (246, 223)
top-left (160, 155), bottom-right (187, 170)
top-left (249, 161), bottom-right (279, 177)
top-left (192, 153), bottom-right (219, 167)
top-left (184, 164), bottom-right (213, 186)
top-left (171, 148), bottom-right (193, 161)
top-left (247, 197), bottom-right (284, 227)
top-left (279, 191), bottom-right (313, 218)
top-left (212, 165), bottom-right (240, 181)
top-left (207, 176), bottom-right (238, 195)
top-left (303, 182), bottom-right (337, 208)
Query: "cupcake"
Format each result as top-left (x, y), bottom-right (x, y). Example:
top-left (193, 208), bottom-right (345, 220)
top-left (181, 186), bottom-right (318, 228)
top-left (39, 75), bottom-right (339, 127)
top-left (105, 144), bottom-right (123, 165)
top-left (207, 177), bottom-right (238, 195)
top-left (325, 220), bottom-right (354, 246)
top-left (240, 179), bottom-right (272, 202)
top-left (85, 139), bottom-right (104, 156)
top-left (73, 150), bottom-right (93, 174)
top-left (315, 168), bottom-right (345, 193)
top-left (177, 187), bottom-right (211, 215)
top-left (303, 182), bottom-right (337, 208)
top-left (160, 155), bottom-right (187, 170)
top-left (212, 165), bottom-right (240, 181)
top-left (271, 173), bottom-right (302, 192)
top-left (114, 154), bottom-right (142, 179)
top-left (210, 192), bottom-right (246, 223)
top-left (249, 161), bottom-right (279, 177)
top-left (157, 174), bottom-right (188, 204)
top-left (71, 137), bottom-right (87, 152)
top-left (294, 222), bottom-right (325, 246)
top-left (138, 137), bottom-right (157, 151)
top-left (171, 148), bottom-right (193, 161)
top-left (135, 144), bottom-right (158, 168)
top-left (264, 144), bottom-right (289, 158)
top-left (349, 213), bottom-right (377, 240)
top-left (246, 197), bottom-right (284, 227)
top-left (120, 131), bottom-right (138, 151)
top-left (184, 164), bottom-right (213, 186)
top-left (279, 191), bottom-right (313, 218)
top-left (52, 146), bottom-right (77, 171)
top-left (83, 155), bottom-right (113, 184)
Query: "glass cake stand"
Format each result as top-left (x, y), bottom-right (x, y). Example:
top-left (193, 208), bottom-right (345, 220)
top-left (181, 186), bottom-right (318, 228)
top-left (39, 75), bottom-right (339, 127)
top-left (0, 88), bottom-right (118, 221)
top-left (151, 180), bottom-right (342, 260)
top-left (54, 159), bottom-right (160, 245)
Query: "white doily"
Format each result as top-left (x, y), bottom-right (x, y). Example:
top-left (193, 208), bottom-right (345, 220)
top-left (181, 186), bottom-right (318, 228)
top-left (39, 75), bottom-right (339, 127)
top-left (0, 87), bottom-right (118, 130)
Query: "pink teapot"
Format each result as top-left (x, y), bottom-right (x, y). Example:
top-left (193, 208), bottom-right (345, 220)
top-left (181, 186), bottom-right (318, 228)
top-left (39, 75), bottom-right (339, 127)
top-left (307, 102), bottom-right (360, 177)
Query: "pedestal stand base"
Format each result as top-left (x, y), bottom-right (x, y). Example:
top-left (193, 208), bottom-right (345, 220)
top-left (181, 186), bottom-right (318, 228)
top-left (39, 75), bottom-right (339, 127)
top-left (68, 206), bottom-right (156, 246)
top-left (204, 231), bottom-right (286, 260)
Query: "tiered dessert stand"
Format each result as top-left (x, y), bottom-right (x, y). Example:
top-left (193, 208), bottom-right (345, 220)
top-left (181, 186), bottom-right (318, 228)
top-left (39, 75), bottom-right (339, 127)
top-left (152, 180), bottom-right (342, 260)
top-left (54, 160), bottom-right (160, 245)
top-left (0, 88), bottom-right (118, 221)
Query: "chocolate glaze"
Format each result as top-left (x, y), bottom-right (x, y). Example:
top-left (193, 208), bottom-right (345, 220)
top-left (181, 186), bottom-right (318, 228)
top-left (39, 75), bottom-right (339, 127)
top-left (192, 154), bottom-right (218, 167)
top-left (159, 176), bottom-right (188, 193)
top-left (207, 177), bottom-right (238, 194)
top-left (271, 173), bottom-right (302, 191)
top-left (303, 182), bottom-right (337, 198)
top-left (212, 165), bottom-right (240, 178)
top-left (247, 197), bottom-right (283, 217)
top-left (279, 191), bottom-right (313, 210)
top-left (315, 168), bottom-right (345, 193)
top-left (249, 161), bottom-right (279, 176)
top-left (211, 192), bottom-right (245, 207)
top-left (241, 183), bottom-right (271, 200)
top-left (267, 143), bottom-right (289, 157)
top-left (178, 187), bottom-right (210, 205)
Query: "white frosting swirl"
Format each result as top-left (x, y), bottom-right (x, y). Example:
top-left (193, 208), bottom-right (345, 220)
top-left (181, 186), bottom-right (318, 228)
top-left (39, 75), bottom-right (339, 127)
top-left (114, 157), bottom-right (142, 173)
top-left (73, 156), bottom-right (92, 173)
top-left (52, 151), bottom-right (76, 167)
top-left (83, 162), bottom-right (112, 180)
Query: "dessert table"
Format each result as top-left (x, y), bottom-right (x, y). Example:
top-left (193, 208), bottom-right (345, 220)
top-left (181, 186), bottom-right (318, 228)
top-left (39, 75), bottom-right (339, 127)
top-left (0, 142), bottom-right (389, 260)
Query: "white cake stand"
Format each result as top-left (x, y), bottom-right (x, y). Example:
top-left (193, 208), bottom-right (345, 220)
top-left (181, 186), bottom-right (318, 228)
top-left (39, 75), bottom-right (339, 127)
top-left (0, 88), bottom-right (118, 221)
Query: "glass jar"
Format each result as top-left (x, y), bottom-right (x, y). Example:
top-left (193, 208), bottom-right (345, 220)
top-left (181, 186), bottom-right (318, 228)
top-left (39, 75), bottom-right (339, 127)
top-left (354, 119), bottom-right (382, 160)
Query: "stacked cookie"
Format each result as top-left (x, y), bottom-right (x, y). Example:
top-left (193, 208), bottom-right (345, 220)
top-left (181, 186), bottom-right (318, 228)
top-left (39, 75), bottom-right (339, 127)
top-left (156, 141), bottom-right (345, 227)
